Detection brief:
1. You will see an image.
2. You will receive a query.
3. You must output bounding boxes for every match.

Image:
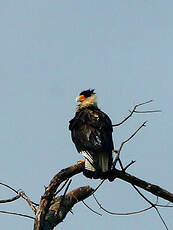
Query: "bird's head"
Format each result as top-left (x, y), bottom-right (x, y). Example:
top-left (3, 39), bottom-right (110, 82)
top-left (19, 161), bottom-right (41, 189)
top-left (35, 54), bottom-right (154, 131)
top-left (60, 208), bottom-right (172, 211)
top-left (76, 89), bottom-right (97, 109)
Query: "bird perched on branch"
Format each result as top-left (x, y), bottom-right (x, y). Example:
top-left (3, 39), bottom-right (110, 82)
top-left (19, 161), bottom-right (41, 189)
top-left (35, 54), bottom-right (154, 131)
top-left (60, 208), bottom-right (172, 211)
top-left (69, 89), bottom-right (114, 181)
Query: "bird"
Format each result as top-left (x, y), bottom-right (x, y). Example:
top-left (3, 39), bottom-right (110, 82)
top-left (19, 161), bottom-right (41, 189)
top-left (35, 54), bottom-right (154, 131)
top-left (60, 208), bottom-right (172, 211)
top-left (69, 89), bottom-right (114, 181)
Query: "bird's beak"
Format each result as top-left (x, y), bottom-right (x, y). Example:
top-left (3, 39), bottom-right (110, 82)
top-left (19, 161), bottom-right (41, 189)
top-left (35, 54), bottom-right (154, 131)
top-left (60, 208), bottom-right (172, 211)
top-left (76, 95), bottom-right (86, 102)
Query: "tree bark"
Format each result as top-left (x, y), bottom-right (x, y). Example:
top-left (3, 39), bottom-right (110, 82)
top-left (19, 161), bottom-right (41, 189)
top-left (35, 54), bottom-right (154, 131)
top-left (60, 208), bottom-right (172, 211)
top-left (43, 186), bottom-right (94, 230)
top-left (33, 162), bottom-right (173, 230)
top-left (113, 169), bottom-right (173, 202)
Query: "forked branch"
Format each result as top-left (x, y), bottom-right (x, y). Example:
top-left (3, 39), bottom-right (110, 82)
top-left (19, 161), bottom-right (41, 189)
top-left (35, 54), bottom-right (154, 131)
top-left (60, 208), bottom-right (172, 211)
top-left (112, 100), bottom-right (161, 127)
top-left (34, 162), bottom-right (89, 230)
top-left (33, 161), bottom-right (173, 229)
top-left (93, 193), bottom-right (153, 215)
top-left (1, 161), bottom-right (172, 230)
top-left (44, 186), bottom-right (94, 229)
top-left (132, 185), bottom-right (169, 230)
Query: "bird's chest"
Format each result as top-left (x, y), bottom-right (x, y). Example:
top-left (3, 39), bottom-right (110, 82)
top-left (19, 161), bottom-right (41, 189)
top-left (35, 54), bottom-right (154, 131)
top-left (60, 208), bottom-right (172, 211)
top-left (87, 110), bottom-right (100, 122)
top-left (70, 109), bottom-right (101, 133)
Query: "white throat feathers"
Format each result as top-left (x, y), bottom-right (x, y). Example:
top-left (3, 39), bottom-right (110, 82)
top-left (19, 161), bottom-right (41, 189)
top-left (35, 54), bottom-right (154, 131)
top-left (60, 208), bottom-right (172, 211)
top-left (77, 94), bottom-right (97, 111)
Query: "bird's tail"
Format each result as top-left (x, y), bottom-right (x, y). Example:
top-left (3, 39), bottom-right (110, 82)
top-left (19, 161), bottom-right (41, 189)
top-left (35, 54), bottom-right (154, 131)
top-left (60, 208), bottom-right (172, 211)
top-left (81, 151), bottom-right (95, 171)
top-left (81, 151), bottom-right (113, 180)
top-left (97, 153), bottom-right (109, 173)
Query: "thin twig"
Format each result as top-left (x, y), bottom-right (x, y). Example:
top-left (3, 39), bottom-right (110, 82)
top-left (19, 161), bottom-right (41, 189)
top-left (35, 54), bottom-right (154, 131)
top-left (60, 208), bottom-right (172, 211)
top-left (132, 185), bottom-right (155, 207)
top-left (118, 158), bottom-right (124, 170)
top-left (156, 204), bottom-right (173, 208)
top-left (155, 208), bottom-right (169, 230)
top-left (94, 180), bottom-right (105, 193)
top-left (0, 194), bottom-right (21, 203)
top-left (0, 210), bottom-right (35, 220)
top-left (133, 100), bottom-right (153, 107)
top-left (60, 179), bottom-right (73, 205)
top-left (132, 110), bottom-right (161, 114)
top-left (0, 182), bottom-right (39, 206)
top-left (113, 122), bottom-right (147, 167)
top-left (0, 182), bottom-right (18, 194)
top-left (132, 185), bottom-right (169, 230)
top-left (112, 100), bottom-right (154, 127)
top-left (55, 179), bottom-right (70, 196)
top-left (123, 160), bottom-right (136, 171)
top-left (19, 192), bottom-right (37, 214)
top-left (119, 121), bottom-right (147, 153)
top-left (93, 194), bottom-right (153, 215)
top-left (31, 201), bottom-right (39, 206)
top-left (63, 179), bottom-right (72, 197)
top-left (82, 201), bottom-right (102, 216)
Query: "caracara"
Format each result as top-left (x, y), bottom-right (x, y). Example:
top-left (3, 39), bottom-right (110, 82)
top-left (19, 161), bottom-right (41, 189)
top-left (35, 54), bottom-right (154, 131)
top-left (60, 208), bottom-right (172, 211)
top-left (69, 89), bottom-right (114, 180)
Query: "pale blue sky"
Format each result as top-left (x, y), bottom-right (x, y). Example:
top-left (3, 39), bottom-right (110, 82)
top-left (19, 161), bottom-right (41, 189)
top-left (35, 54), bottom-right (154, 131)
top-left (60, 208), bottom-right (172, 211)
top-left (0, 1), bottom-right (172, 230)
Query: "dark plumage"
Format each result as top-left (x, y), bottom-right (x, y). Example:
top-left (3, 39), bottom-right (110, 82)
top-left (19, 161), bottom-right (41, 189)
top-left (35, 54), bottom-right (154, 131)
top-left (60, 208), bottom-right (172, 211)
top-left (69, 89), bottom-right (114, 180)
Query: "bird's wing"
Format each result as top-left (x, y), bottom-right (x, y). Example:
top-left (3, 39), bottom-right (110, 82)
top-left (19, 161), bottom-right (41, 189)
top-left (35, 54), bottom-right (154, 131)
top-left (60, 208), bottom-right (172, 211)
top-left (69, 109), bottom-right (114, 154)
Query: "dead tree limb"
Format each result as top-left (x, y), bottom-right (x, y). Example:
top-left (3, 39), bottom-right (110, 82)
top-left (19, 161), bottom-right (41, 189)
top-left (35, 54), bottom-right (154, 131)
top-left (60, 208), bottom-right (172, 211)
top-left (113, 121), bottom-right (147, 168)
top-left (44, 186), bottom-right (94, 230)
top-left (0, 210), bottom-right (35, 220)
top-left (0, 194), bottom-right (21, 204)
top-left (33, 161), bottom-right (173, 230)
top-left (112, 100), bottom-right (161, 127)
top-left (34, 162), bottom-right (86, 230)
top-left (19, 191), bottom-right (37, 214)
top-left (111, 168), bottom-right (173, 203)
top-left (1, 162), bottom-right (172, 229)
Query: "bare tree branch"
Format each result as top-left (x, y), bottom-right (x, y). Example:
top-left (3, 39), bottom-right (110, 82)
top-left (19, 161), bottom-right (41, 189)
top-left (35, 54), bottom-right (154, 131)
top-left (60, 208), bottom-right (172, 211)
top-left (0, 182), bottom-right (39, 207)
top-left (112, 168), bottom-right (173, 203)
top-left (62, 179), bottom-right (72, 197)
top-left (34, 162), bottom-right (85, 230)
top-left (19, 192), bottom-right (37, 214)
top-left (112, 100), bottom-right (159, 127)
top-left (0, 182), bottom-right (19, 194)
top-left (0, 194), bottom-right (21, 204)
top-left (0, 99), bottom-right (167, 230)
top-left (0, 210), bottom-right (35, 220)
top-left (43, 186), bottom-right (94, 230)
top-left (113, 121), bottom-right (147, 167)
top-left (82, 200), bottom-right (102, 216)
top-left (1, 161), bottom-right (172, 230)
top-left (93, 194), bottom-right (153, 215)
top-left (94, 179), bottom-right (106, 193)
top-left (118, 121), bottom-right (147, 153)
top-left (54, 179), bottom-right (70, 196)
top-left (32, 161), bottom-right (173, 230)
top-left (123, 160), bottom-right (136, 171)
top-left (132, 110), bottom-right (161, 114)
top-left (156, 204), bottom-right (173, 208)
top-left (132, 185), bottom-right (169, 230)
